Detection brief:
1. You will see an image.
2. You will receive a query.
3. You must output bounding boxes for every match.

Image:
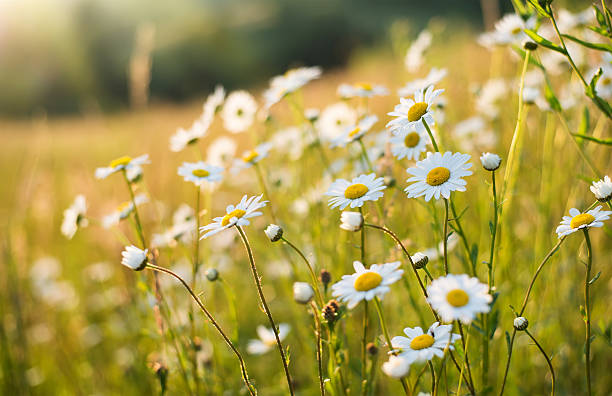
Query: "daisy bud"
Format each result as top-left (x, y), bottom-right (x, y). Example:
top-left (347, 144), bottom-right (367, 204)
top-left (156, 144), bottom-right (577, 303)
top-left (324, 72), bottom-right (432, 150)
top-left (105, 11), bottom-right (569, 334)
top-left (120, 245), bottom-right (148, 271)
top-left (590, 176), bottom-right (612, 202)
top-left (523, 40), bottom-right (537, 51)
top-left (293, 282), bottom-right (314, 304)
top-left (319, 269), bottom-right (332, 286)
top-left (304, 108), bottom-right (320, 122)
top-left (264, 224), bottom-right (283, 242)
top-left (340, 211), bottom-right (363, 232)
top-left (513, 316), bottom-right (529, 331)
top-left (366, 342), bottom-right (378, 356)
top-left (205, 268), bottom-right (219, 282)
top-left (480, 152), bottom-right (502, 171)
top-left (411, 252), bottom-right (429, 269)
top-left (382, 355), bottom-right (410, 379)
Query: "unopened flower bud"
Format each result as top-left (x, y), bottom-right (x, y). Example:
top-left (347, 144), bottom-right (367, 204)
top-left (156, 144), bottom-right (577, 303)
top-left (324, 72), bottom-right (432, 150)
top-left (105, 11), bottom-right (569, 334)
top-left (480, 152), bottom-right (502, 171)
top-left (205, 268), bottom-right (219, 282)
top-left (319, 269), bottom-right (332, 286)
top-left (513, 316), bottom-right (528, 331)
top-left (366, 342), bottom-right (378, 356)
top-left (293, 282), bottom-right (314, 304)
top-left (340, 211), bottom-right (363, 232)
top-left (120, 245), bottom-right (148, 271)
top-left (264, 224), bottom-right (283, 242)
top-left (411, 252), bottom-right (429, 269)
top-left (590, 176), bottom-right (612, 202)
top-left (523, 40), bottom-right (538, 51)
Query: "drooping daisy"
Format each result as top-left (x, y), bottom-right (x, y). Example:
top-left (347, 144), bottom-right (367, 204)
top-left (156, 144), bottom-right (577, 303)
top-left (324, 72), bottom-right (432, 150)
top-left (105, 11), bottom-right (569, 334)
top-left (102, 194), bottom-right (148, 229)
top-left (120, 245), bottom-right (148, 271)
top-left (427, 274), bottom-right (492, 324)
top-left (169, 118), bottom-right (211, 152)
top-left (332, 261), bottom-right (403, 309)
top-left (178, 161), bottom-right (224, 186)
top-left (398, 68), bottom-right (447, 97)
top-left (61, 195), bottom-right (88, 239)
top-left (326, 173), bottom-right (386, 210)
top-left (338, 82), bottom-right (389, 99)
top-left (95, 154), bottom-right (150, 180)
top-left (590, 175), bottom-right (612, 202)
top-left (478, 14), bottom-right (534, 48)
top-left (389, 126), bottom-right (430, 161)
top-left (330, 115), bottom-right (378, 148)
top-left (247, 324), bottom-right (290, 355)
top-left (555, 206), bottom-right (612, 238)
top-left (404, 29), bottom-right (432, 72)
top-left (405, 152), bottom-right (472, 201)
top-left (317, 102), bottom-right (357, 142)
top-left (199, 194), bottom-right (267, 239)
top-left (387, 85), bottom-right (444, 133)
top-left (222, 91), bottom-right (258, 133)
top-left (390, 322), bottom-right (461, 364)
top-left (231, 142), bottom-right (273, 173)
top-left (202, 85), bottom-right (225, 120)
top-left (263, 66), bottom-right (321, 109)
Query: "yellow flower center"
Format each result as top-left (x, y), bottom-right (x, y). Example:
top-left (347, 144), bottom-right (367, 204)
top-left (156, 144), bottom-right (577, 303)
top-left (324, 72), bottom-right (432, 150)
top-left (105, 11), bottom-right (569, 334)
top-left (221, 209), bottom-right (246, 226)
top-left (192, 169), bottom-right (210, 178)
top-left (117, 201), bottom-right (132, 212)
top-left (570, 213), bottom-right (595, 229)
top-left (404, 132), bottom-right (420, 148)
top-left (243, 150), bottom-right (259, 163)
top-left (354, 271), bottom-right (383, 291)
top-left (446, 289), bottom-right (470, 307)
top-left (344, 183), bottom-right (369, 199)
top-left (407, 102), bottom-right (428, 122)
top-left (426, 167), bottom-right (450, 186)
top-left (348, 127), bottom-right (361, 138)
top-left (109, 156), bottom-right (132, 168)
top-left (356, 82), bottom-right (372, 91)
top-left (511, 27), bottom-right (522, 35)
top-left (410, 334), bottom-right (435, 350)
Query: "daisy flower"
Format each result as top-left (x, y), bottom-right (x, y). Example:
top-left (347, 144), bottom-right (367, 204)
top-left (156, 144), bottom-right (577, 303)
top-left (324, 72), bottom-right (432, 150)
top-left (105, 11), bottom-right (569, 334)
top-left (206, 136), bottom-right (237, 167)
top-left (382, 355), bottom-right (411, 379)
top-left (387, 85), bottom-right (444, 133)
top-left (317, 102), bottom-right (357, 142)
top-left (389, 127), bottom-right (430, 161)
top-left (120, 245), bottom-right (148, 271)
top-left (337, 82), bottom-right (389, 99)
top-left (405, 152), bottom-right (472, 201)
top-left (426, 274), bottom-right (492, 324)
top-left (263, 66), bottom-right (321, 108)
top-left (555, 206), bottom-right (612, 238)
top-left (478, 14), bottom-right (534, 48)
top-left (178, 161), bottom-right (224, 186)
top-left (397, 68), bottom-right (447, 97)
top-left (169, 118), bottom-right (211, 152)
top-left (330, 115), bottom-right (378, 148)
top-left (102, 194), bottom-right (148, 229)
top-left (325, 173), bottom-right (386, 210)
top-left (590, 175), bottom-right (612, 202)
top-left (331, 261), bottom-right (403, 309)
top-left (95, 154), bottom-right (149, 180)
top-left (61, 195), bottom-right (88, 239)
top-left (199, 194), bottom-right (267, 239)
top-left (247, 324), bottom-right (290, 355)
top-left (202, 85), bottom-right (225, 120)
top-left (222, 91), bottom-right (258, 133)
top-left (390, 322), bottom-right (461, 364)
top-left (405, 30), bottom-right (432, 72)
top-left (231, 142), bottom-right (273, 173)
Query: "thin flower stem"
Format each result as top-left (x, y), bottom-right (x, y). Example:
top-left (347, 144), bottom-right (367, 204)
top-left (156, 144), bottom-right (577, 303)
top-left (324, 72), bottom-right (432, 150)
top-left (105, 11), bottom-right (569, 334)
top-left (549, 10), bottom-right (588, 88)
top-left (525, 329), bottom-right (555, 396)
top-left (360, 207), bottom-right (366, 264)
top-left (145, 263), bottom-right (256, 396)
top-left (449, 198), bottom-right (475, 275)
top-left (281, 236), bottom-right (324, 307)
top-left (361, 300), bottom-right (369, 396)
top-left (434, 322), bottom-right (455, 396)
top-left (457, 323), bottom-right (475, 393)
top-left (190, 185), bottom-right (202, 394)
top-left (237, 226), bottom-right (294, 396)
top-left (254, 164), bottom-right (278, 224)
top-left (556, 113), bottom-right (602, 179)
top-left (422, 119), bottom-right (439, 152)
top-left (428, 361), bottom-right (436, 395)
top-left (582, 229), bottom-right (593, 396)
top-left (122, 170), bottom-right (146, 247)
top-left (358, 139), bottom-right (375, 173)
top-left (443, 198), bottom-right (450, 275)
top-left (310, 301), bottom-right (325, 396)
top-left (483, 170), bottom-right (498, 387)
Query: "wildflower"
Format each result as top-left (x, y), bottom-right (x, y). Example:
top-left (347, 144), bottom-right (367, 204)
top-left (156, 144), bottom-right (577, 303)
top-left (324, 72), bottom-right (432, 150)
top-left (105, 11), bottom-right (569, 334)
top-left (397, 68), bottom-right (447, 97)
top-left (102, 194), bottom-right (148, 229)
top-left (293, 282), bottom-right (314, 304)
top-left (177, 162), bottom-right (224, 186)
top-left (338, 82), bottom-right (389, 99)
top-left (206, 136), bottom-right (237, 167)
top-left (319, 269), bottom-right (332, 287)
top-left (326, 173), bottom-right (386, 210)
top-left (304, 108), bottom-right (320, 122)
top-left (120, 245), bottom-right (148, 271)
top-left (340, 211), bottom-right (363, 232)
top-left (480, 152), bottom-right (502, 171)
top-left (222, 91), bottom-right (257, 133)
top-left (331, 115), bottom-right (378, 148)
top-left (247, 324), bottom-right (290, 355)
top-left (513, 317), bottom-right (528, 331)
top-left (405, 152), bottom-right (472, 201)
top-left (555, 206), bottom-right (612, 238)
top-left (452, 116), bottom-right (496, 151)
top-left (151, 204), bottom-right (196, 248)
top-left (382, 355), bottom-right (411, 379)
top-left (199, 194), bottom-right (267, 239)
top-left (169, 118), bottom-right (211, 152)
top-left (590, 176), bottom-right (612, 202)
top-left (391, 322), bottom-right (460, 364)
top-left (411, 252), bottom-right (428, 269)
top-left (332, 261), bottom-right (403, 309)
top-left (61, 195), bottom-right (88, 239)
top-left (474, 79), bottom-right (507, 119)
top-left (95, 154), bottom-right (150, 180)
top-left (317, 102), bottom-right (357, 142)
top-left (427, 274), bottom-right (492, 324)
top-left (205, 268), bottom-right (219, 282)
top-left (522, 86), bottom-right (540, 105)
top-left (264, 224), bottom-right (283, 242)
top-left (263, 66), bottom-right (321, 109)
top-left (322, 299), bottom-right (340, 322)
top-left (423, 233), bottom-right (459, 261)
top-left (202, 85), bottom-right (225, 120)
top-left (387, 85), bottom-right (444, 133)
top-left (405, 29), bottom-right (432, 72)
top-left (231, 142), bottom-right (273, 173)
top-left (389, 127), bottom-right (430, 161)
top-left (478, 14), bottom-right (534, 48)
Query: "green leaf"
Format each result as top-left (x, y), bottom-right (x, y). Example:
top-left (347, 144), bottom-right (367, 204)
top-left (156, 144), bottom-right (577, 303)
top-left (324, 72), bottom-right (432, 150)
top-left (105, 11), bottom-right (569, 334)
top-left (505, 331), bottom-right (512, 352)
top-left (594, 5), bottom-right (607, 28)
top-left (571, 133), bottom-right (612, 146)
top-left (489, 220), bottom-right (495, 236)
top-left (526, 0), bottom-right (551, 18)
top-left (588, 25), bottom-right (611, 38)
top-left (510, 0), bottom-right (528, 16)
top-left (524, 29), bottom-right (566, 54)
top-left (562, 33), bottom-right (612, 53)
top-left (544, 82), bottom-right (562, 112)
top-left (578, 107), bottom-right (590, 135)
top-left (589, 271), bottom-right (602, 284)
top-left (580, 305), bottom-right (587, 322)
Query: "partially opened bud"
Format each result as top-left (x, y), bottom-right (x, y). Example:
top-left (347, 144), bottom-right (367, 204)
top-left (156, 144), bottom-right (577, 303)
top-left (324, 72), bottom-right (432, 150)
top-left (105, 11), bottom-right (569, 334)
top-left (293, 282), bottom-right (314, 304)
top-left (340, 211), bottom-right (363, 232)
top-left (264, 224), bottom-right (283, 242)
top-left (513, 316), bottom-right (528, 331)
top-left (480, 152), bottom-right (502, 171)
top-left (121, 245), bottom-right (148, 271)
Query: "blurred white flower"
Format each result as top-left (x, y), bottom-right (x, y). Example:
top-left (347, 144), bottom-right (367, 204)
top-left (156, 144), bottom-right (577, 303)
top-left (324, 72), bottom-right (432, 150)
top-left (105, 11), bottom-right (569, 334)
top-left (222, 90), bottom-right (258, 133)
top-left (61, 194), bottom-right (88, 239)
top-left (338, 82), bottom-right (388, 98)
top-left (405, 29), bottom-right (432, 72)
top-left (398, 67), bottom-right (447, 97)
top-left (247, 324), bottom-right (290, 355)
top-left (317, 102), bottom-right (357, 142)
top-left (95, 154), bottom-right (149, 180)
top-left (382, 355), bottom-right (411, 379)
top-left (264, 66), bottom-right (321, 109)
top-left (206, 136), bottom-right (237, 167)
top-left (178, 161), bottom-right (224, 186)
top-left (120, 245), bottom-right (148, 271)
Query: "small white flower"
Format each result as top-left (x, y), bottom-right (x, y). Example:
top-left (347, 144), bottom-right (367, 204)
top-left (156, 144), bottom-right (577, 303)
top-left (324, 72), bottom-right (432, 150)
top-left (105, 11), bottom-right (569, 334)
top-left (405, 30), bottom-right (432, 72)
top-left (222, 91), bottom-right (258, 133)
top-left (326, 173), bottom-right (386, 210)
top-left (169, 118), bottom-right (211, 152)
top-left (206, 136), bottom-right (237, 167)
top-left (382, 355), bottom-right (411, 379)
top-left (387, 85), bottom-right (444, 133)
top-left (331, 115), bottom-right (378, 148)
top-left (102, 194), bottom-right (148, 229)
top-left (293, 282), bottom-right (314, 304)
top-left (398, 68), bottom-right (447, 97)
top-left (513, 317), bottom-right (529, 331)
top-left (264, 67), bottom-right (321, 108)
top-left (304, 108), bottom-right (320, 122)
top-left (555, 206), bottom-right (612, 238)
top-left (317, 102), bottom-right (357, 142)
top-left (200, 194), bottom-right (267, 239)
top-left (389, 127), bottom-right (430, 161)
top-left (480, 152), bottom-right (501, 171)
top-left (264, 224), bottom-right (283, 242)
top-left (202, 85), bottom-right (225, 120)
top-left (120, 245), bottom-right (148, 271)
top-left (332, 261), bottom-right (403, 309)
top-left (178, 161), bottom-right (224, 186)
top-left (340, 211), bottom-right (364, 232)
top-left (338, 82), bottom-right (389, 98)
top-left (478, 14), bottom-right (534, 48)
top-left (61, 195), bottom-right (88, 239)
top-left (247, 324), bottom-right (290, 355)
top-left (391, 322), bottom-right (461, 364)
top-left (590, 176), bottom-right (612, 202)
top-left (231, 142), bottom-right (273, 173)
top-left (427, 274), bottom-right (492, 324)
top-left (405, 152), bottom-right (472, 201)
top-left (95, 154), bottom-right (149, 179)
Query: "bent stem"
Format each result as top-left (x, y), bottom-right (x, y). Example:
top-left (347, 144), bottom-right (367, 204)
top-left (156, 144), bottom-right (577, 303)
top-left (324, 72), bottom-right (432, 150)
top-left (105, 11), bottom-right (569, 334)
top-left (582, 229), bottom-right (592, 396)
top-left (281, 236), bottom-right (324, 307)
top-left (145, 263), bottom-right (256, 396)
top-left (237, 226), bottom-right (294, 396)
top-left (525, 329), bottom-right (555, 396)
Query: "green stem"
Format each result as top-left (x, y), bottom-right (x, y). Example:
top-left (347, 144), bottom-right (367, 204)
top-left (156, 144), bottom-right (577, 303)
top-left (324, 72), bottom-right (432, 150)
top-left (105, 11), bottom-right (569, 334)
top-left (443, 198), bottom-right (450, 274)
top-left (525, 329), bottom-right (555, 396)
top-left (361, 300), bottom-right (369, 396)
top-left (360, 207), bottom-right (366, 264)
top-left (122, 170), bottom-right (146, 247)
top-left (549, 10), bottom-right (588, 88)
top-left (358, 139), bottom-right (375, 173)
top-left (281, 236), bottom-right (324, 307)
top-left (483, 170), bottom-right (498, 387)
top-left (422, 119), bottom-right (439, 152)
top-left (457, 323), bottom-right (475, 393)
top-left (583, 229), bottom-right (592, 396)
top-left (254, 164), bottom-right (278, 224)
top-left (310, 301), bottom-right (325, 396)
